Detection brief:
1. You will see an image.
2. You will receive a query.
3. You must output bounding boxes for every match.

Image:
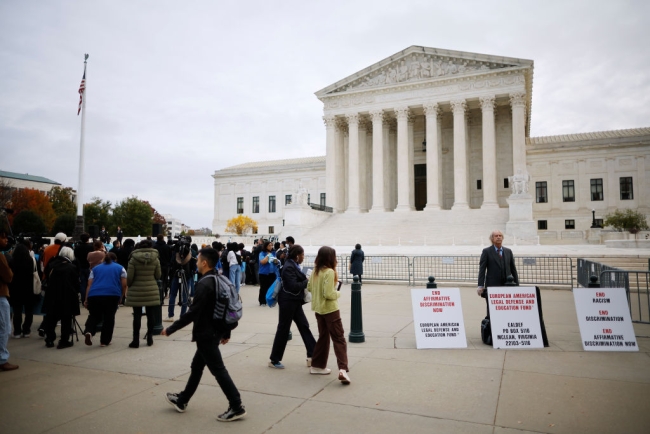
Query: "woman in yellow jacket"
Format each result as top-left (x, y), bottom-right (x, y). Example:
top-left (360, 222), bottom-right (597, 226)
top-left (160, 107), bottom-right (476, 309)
top-left (307, 246), bottom-right (350, 384)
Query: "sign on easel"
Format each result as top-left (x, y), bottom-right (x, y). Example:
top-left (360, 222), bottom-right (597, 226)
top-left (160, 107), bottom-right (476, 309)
top-left (411, 288), bottom-right (467, 349)
top-left (573, 287), bottom-right (638, 351)
top-left (488, 286), bottom-right (544, 349)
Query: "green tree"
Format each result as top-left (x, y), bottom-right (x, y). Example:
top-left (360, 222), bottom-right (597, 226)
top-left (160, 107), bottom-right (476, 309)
top-left (13, 210), bottom-right (47, 235)
top-left (112, 196), bottom-right (153, 236)
top-left (49, 186), bottom-right (77, 218)
top-left (83, 197), bottom-right (112, 232)
top-left (604, 209), bottom-right (649, 237)
top-left (225, 215), bottom-right (258, 235)
top-left (51, 214), bottom-right (76, 236)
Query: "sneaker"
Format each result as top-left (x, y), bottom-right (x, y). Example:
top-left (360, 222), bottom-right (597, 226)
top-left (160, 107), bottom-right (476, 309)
top-left (217, 406), bottom-right (246, 422)
top-left (22, 333), bottom-right (31, 338)
top-left (38, 328), bottom-right (45, 338)
top-left (84, 332), bottom-right (92, 346)
top-left (306, 357), bottom-right (312, 367)
top-left (163, 317), bottom-right (174, 322)
top-left (45, 341), bottom-right (55, 348)
top-left (268, 361), bottom-right (285, 369)
top-left (11, 334), bottom-right (21, 339)
top-left (310, 367), bottom-right (331, 375)
top-left (57, 340), bottom-right (74, 349)
top-left (338, 369), bottom-right (351, 384)
top-left (165, 392), bottom-right (187, 413)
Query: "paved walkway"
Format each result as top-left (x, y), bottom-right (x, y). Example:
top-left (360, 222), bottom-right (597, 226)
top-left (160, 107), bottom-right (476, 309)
top-left (1, 283), bottom-right (649, 434)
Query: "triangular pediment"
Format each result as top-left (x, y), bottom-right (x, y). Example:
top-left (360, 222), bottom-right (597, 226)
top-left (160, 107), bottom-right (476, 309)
top-left (315, 46), bottom-right (533, 97)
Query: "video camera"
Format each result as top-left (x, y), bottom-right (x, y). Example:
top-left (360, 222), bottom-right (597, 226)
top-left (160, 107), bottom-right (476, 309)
top-left (170, 235), bottom-right (193, 259)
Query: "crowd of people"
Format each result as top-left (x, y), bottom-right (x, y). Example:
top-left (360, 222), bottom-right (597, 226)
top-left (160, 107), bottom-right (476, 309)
top-left (0, 226), bottom-right (355, 420)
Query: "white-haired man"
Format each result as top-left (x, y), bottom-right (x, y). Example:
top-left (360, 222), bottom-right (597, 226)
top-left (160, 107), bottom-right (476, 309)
top-left (477, 230), bottom-right (519, 316)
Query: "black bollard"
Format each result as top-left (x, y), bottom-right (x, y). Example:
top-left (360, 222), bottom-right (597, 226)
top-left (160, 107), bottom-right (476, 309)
top-left (587, 275), bottom-right (600, 288)
top-left (348, 275), bottom-right (365, 343)
top-left (427, 276), bottom-right (437, 289)
top-left (505, 275), bottom-right (516, 286)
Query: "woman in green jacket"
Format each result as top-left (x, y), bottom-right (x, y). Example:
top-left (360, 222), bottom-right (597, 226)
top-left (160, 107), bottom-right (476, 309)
top-left (307, 246), bottom-right (350, 384)
top-left (125, 240), bottom-right (161, 348)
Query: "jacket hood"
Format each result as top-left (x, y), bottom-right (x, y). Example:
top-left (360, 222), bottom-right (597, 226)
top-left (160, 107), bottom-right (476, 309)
top-left (131, 248), bottom-right (159, 265)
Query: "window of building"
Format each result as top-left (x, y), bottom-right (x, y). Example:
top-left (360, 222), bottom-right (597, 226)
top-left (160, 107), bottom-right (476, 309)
top-left (268, 195), bottom-right (276, 213)
top-left (537, 220), bottom-right (548, 230)
top-left (590, 178), bottom-right (603, 201)
top-left (595, 218), bottom-right (604, 227)
top-left (504, 178), bottom-right (509, 189)
top-left (285, 194), bottom-right (292, 205)
top-left (320, 193), bottom-right (326, 206)
top-left (476, 180), bottom-right (482, 190)
top-left (536, 181), bottom-right (547, 203)
top-left (236, 197), bottom-right (244, 214)
top-left (562, 180), bottom-right (575, 202)
top-left (565, 219), bottom-right (575, 230)
top-left (268, 226), bottom-right (274, 234)
top-left (620, 177), bottom-right (633, 200)
top-left (252, 196), bottom-right (259, 213)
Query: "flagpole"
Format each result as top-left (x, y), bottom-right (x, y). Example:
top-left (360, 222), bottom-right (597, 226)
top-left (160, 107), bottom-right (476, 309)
top-left (74, 54), bottom-right (89, 240)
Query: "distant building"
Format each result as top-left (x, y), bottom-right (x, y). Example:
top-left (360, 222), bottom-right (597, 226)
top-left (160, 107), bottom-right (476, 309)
top-left (163, 214), bottom-right (184, 238)
top-left (0, 170), bottom-right (75, 199)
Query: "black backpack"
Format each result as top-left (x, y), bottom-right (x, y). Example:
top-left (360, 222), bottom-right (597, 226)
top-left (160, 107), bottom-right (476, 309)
top-left (480, 316), bottom-right (492, 346)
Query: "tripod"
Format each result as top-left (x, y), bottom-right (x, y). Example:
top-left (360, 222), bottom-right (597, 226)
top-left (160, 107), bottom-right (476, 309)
top-left (69, 315), bottom-right (84, 343)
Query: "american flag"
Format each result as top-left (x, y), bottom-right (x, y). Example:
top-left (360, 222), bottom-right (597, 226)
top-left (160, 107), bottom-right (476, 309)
top-left (77, 69), bottom-right (86, 115)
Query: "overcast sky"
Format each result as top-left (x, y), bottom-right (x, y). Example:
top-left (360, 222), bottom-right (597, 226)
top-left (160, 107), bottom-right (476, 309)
top-left (1, 0), bottom-right (648, 229)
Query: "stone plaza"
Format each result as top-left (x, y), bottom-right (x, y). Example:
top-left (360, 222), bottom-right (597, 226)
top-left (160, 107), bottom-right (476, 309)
top-left (2, 281), bottom-right (649, 434)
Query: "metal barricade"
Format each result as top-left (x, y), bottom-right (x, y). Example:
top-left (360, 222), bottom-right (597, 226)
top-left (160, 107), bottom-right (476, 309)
top-left (577, 259), bottom-right (627, 288)
top-left (412, 255), bottom-right (574, 288)
top-left (599, 270), bottom-right (650, 324)
top-left (302, 255), bottom-right (347, 282)
top-left (342, 255), bottom-right (410, 284)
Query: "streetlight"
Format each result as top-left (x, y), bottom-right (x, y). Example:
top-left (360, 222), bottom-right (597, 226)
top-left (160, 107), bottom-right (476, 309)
top-left (590, 209), bottom-right (601, 228)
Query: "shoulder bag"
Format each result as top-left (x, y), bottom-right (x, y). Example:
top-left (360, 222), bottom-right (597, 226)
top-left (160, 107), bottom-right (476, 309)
top-left (32, 257), bottom-right (42, 295)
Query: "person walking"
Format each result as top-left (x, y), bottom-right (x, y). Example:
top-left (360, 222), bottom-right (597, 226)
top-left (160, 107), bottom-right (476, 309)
top-left (0, 227), bottom-right (18, 371)
top-left (477, 230), bottom-right (519, 317)
top-left (307, 246), bottom-right (350, 384)
top-left (227, 243), bottom-right (241, 294)
top-left (162, 247), bottom-right (246, 422)
top-left (83, 253), bottom-right (127, 347)
top-left (257, 241), bottom-right (277, 306)
top-left (42, 247), bottom-right (80, 349)
top-left (349, 244), bottom-right (365, 284)
top-left (125, 240), bottom-right (161, 348)
top-left (154, 234), bottom-right (171, 299)
top-left (269, 245), bottom-right (316, 369)
top-left (8, 241), bottom-right (36, 339)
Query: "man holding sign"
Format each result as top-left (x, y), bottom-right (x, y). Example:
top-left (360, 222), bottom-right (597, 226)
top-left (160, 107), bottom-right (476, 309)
top-left (477, 230), bottom-right (519, 317)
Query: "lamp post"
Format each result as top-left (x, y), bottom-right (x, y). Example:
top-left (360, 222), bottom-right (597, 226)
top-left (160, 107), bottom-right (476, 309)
top-left (590, 209), bottom-right (600, 228)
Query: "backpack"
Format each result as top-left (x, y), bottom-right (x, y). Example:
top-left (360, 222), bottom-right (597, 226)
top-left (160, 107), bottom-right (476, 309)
top-left (480, 316), bottom-right (492, 346)
top-left (206, 274), bottom-right (242, 325)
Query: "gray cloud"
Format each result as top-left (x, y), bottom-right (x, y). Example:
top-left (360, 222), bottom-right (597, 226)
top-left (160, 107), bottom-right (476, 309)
top-left (1, 0), bottom-right (648, 228)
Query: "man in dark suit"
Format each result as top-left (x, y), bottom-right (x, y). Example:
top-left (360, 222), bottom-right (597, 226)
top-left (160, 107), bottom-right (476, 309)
top-left (477, 230), bottom-right (518, 317)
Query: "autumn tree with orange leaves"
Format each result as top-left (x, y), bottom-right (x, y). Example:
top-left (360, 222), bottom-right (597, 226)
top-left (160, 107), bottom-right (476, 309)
top-left (9, 188), bottom-right (56, 230)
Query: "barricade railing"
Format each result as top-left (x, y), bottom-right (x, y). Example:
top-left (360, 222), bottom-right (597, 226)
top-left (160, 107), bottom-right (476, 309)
top-left (341, 255), bottom-right (411, 284)
top-left (599, 270), bottom-right (650, 324)
top-left (411, 255), bottom-right (573, 287)
top-left (577, 259), bottom-right (626, 288)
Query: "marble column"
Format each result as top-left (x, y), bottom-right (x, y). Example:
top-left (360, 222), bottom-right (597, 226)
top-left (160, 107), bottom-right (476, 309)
top-left (480, 95), bottom-right (499, 209)
top-left (358, 119), bottom-right (368, 212)
top-left (577, 159), bottom-right (589, 211)
top-left (450, 100), bottom-right (469, 210)
top-left (324, 116), bottom-right (337, 211)
top-left (370, 110), bottom-right (389, 212)
top-left (550, 160), bottom-right (561, 211)
top-left (395, 107), bottom-right (414, 211)
top-left (636, 156), bottom-right (647, 211)
top-left (408, 115), bottom-right (415, 209)
top-left (606, 157), bottom-right (617, 211)
top-left (510, 92), bottom-right (527, 176)
top-left (335, 119), bottom-right (347, 213)
top-left (423, 103), bottom-right (441, 210)
top-left (346, 113), bottom-right (361, 212)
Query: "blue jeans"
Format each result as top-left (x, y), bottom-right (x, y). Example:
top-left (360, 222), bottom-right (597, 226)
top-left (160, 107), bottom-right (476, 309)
top-left (0, 297), bottom-right (11, 364)
top-left (168, 272), bottom-right (188, 318)
top-left (229, 264), bottom-right (241, 294)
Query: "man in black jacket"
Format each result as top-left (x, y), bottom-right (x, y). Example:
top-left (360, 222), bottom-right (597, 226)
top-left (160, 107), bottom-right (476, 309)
top-left (154, 235), bottom-right (171, 299)
top-left (162, 247), bottom-right (246, 422)
top-left (477, 230), bottom-right (519, 317)
top-left (74, 233), bottom-right (94, 303)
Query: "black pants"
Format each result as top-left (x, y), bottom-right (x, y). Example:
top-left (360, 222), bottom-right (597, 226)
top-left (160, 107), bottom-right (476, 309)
top-left (132, 306), bottom-right (155, 340)
top-left (161, 266), bottom-right (170, 299)
top-left (258, 273), bottom-right (275, 305)
top-left (178, 334), bottom-right (242, 409)
top-left (43, 311), bottom-right (73, 343)
top-left (84, 296), bottom-right (120, 345)
top-left (270, 299), bottom-right (316, 363)
top-left (11, 297), bottom-right (35, 336)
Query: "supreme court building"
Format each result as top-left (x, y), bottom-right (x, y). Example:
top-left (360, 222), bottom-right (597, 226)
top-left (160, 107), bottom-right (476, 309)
top-left (212, 46), bottom-right (649, 243)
